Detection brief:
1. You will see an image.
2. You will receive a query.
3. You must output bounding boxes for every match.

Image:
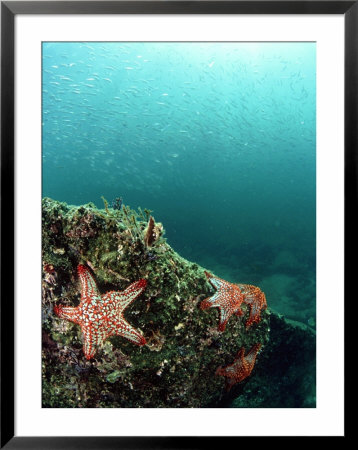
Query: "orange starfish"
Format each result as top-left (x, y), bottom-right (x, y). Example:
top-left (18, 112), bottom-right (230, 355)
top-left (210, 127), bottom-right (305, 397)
top-left (200, 271), bottom-right (245, 331)
top-left (200, 272), bottom-right (267, 330)
top-left (54, 264), bottom-right (147, 360)
top-left (238, 283), bottom-right (267, 328)
top-left (216, 343), bottom-right (262, 391)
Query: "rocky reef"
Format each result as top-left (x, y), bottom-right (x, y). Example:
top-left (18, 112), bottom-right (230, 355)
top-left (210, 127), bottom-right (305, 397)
top-left (42, 197), bottom-right (315, 408)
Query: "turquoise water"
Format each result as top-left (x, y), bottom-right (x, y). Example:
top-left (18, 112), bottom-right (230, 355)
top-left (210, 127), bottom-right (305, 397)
top-left (42, 42), bottom-right (316, 325)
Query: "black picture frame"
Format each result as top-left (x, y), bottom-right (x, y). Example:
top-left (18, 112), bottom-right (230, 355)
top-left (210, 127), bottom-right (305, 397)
top-left (1, 1), bottom-right (352, 447)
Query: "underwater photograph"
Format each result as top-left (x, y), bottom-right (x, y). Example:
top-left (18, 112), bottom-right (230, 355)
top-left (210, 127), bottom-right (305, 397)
top-left (41, 42), bottom-right (316, 408)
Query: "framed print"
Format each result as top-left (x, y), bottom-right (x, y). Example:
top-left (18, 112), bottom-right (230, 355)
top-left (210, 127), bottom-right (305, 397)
top-left (1, 1), bottom-right (353, 447)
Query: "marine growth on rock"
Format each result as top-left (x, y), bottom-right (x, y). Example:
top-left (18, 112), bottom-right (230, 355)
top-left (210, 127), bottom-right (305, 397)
top-left (42, 197), bottom-right (313, 408)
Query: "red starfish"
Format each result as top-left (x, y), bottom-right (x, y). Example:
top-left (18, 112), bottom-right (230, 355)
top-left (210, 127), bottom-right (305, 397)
top-left (237, 283), bottom-right (267, 328)
top-left (200, 271), bottom-right (245, 331)
top-left (54, 264), bottom-right (147, 360)
top-left (216, 343), bottom-right (262, 391)
top-left (200, 272), bottom-right (267, 330)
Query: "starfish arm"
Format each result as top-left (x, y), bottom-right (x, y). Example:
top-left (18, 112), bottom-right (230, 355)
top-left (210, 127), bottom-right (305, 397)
top-left (218, 306), bottom-right (231, 331)
top-left (244, 343), bottom-right (262, 366)
top-left (114, 318), bottom-right (146, 346)
top-left (54, 304), bottom-right (81, 325)
top-left (204, 272), bottom-right (228, 290)
top-left (200, 291), bottom-right (222, 310)
top-left (243, 290), bottom-right (267, 328)
top-left (225, 378), bottom-right (237, 392)
top-left (117, 279), bottom-right (147, 310)
top-left (236, 347), bottom-right (245, 360)
top-left (77, 264), bottom-right (100, 302)
top-left (223, 364), bottom-right (238, 376)
top-left (216, 360), bottom-right (246, 391)
top-left (215, 366), bottom-right (225, 377)
top-left (82, 325), bottom-right (108, 360)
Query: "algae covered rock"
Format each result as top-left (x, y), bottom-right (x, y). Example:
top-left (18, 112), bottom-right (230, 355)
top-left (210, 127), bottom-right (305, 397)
top-left (42, 197), bottom-right (314, 408)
